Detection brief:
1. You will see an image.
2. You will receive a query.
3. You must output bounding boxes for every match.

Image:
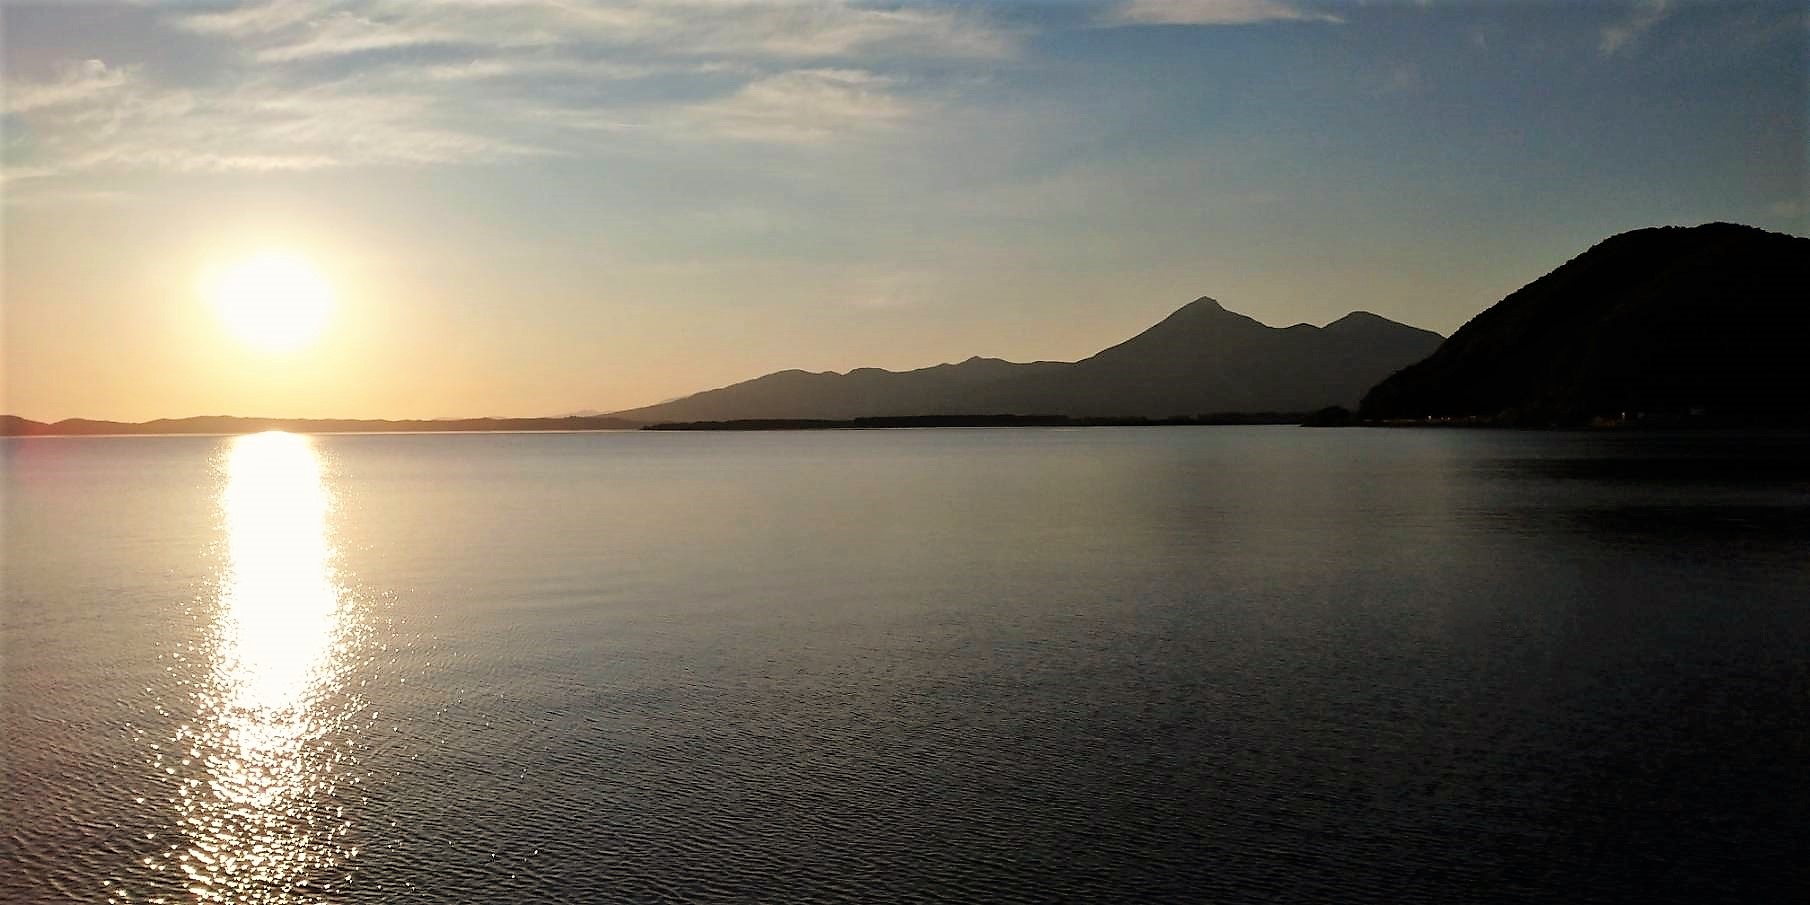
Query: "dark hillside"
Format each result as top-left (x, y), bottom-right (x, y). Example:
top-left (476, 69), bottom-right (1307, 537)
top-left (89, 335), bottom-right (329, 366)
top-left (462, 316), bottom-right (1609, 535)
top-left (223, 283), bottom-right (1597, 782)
top-left (1361, 223), bottom-right (1810, 425)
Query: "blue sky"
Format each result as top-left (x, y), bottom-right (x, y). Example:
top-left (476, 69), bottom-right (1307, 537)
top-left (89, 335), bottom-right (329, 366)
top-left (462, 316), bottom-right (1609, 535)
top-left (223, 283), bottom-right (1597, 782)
top-left (3, 1), bottom-right (1805, 420)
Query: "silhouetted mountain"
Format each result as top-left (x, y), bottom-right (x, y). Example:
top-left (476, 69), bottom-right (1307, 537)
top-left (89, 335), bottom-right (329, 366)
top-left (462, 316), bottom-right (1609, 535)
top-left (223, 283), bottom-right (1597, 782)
top-left (1, 415), bottom-right (51, 436)
top-left (1360, 223), bottom-right (1810, 426)
top-left (968, 300), bottom-right (1444, 417)
top-left (0, 415), bottom-right (643, 437)
top-left (614, 298), bottom-right (1442, 422)
top-left (611, 357), bottom-right (1069, 422)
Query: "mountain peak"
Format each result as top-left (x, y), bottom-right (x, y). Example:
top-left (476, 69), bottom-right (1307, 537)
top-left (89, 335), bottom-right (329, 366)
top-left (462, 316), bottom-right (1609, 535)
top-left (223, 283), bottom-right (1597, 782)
top-left (1323, 311), bottom-right (1444, 345)
top-left (1323, 311), bottom-right (1393, 334)
top-left (608, 292), bottom-right (1443, 422)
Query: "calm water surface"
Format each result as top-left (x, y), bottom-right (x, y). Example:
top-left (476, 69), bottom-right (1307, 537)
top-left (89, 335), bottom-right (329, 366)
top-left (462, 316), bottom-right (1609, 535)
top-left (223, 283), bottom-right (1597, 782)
top-left (4, 427), bottom-right (1808, 903)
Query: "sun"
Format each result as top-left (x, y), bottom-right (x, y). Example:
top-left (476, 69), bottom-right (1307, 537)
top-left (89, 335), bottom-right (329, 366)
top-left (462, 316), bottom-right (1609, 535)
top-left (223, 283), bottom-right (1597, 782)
top-left (209, 250), bottom-right (333, 353)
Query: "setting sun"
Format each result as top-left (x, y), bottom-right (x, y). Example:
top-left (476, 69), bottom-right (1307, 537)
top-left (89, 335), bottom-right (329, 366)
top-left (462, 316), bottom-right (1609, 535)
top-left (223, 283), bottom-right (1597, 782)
top-left (209, 251), bottom-right (333, 353)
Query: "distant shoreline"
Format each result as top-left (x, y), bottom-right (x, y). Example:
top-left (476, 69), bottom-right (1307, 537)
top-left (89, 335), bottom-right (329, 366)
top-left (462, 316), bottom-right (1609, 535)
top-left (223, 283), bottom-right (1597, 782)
top-left (0, 414), bottom-right (644, 437)
top-left (642, 413), bottom-right (1313, 430)
top-left (11, 410), bottom-right (1798, 438)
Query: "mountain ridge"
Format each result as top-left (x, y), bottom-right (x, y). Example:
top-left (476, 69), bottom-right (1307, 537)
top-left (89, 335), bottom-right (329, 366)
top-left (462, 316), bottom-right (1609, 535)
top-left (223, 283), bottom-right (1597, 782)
top-left (611, 298), bottom-right (1443, 423)
top-left (12, 224), bottom-right (1800, 434)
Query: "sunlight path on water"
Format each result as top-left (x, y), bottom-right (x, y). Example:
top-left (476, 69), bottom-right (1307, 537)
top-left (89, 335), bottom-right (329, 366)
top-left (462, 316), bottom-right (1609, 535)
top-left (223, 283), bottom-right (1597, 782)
top-left (145, 433), bottom-right (367, 904)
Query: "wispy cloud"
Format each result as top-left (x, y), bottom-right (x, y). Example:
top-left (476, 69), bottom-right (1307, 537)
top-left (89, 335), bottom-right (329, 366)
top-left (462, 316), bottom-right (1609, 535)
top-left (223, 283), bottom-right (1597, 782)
top-left (1105, 0), bottom-right (1342, 27)
top-left (3, 59), bottom-right (130, 114)
top-left (1599, 0), bottom-right (1671, 56)
top-left (677, 68), bottom-right (918, 145)
top-left (5, 1), bottom-right (1008, 185)
top-left (1372, 62), bottom-right (1422, 96)
top-left (415, 56), bottom-right (707, 83)
top-left (179, 0), bottom-right (338, 38)
top-left (10, 72), bottom-right (549, 181)
top-left (173, 0), bottom-right (1014, 63)
top-left (0, 165), bottom-right (59, 186)
top-left (251, 9), bottom-right (473, 62)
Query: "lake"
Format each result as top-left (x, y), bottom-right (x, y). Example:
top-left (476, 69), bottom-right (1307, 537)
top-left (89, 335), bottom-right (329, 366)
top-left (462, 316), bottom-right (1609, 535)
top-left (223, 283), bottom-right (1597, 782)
top-left (4, 427), bottom-right (1808, 904)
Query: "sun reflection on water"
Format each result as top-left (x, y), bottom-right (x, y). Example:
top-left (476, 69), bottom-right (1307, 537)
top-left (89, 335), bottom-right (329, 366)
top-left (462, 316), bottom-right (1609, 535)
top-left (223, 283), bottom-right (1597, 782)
top-left (151, 432), bottom-right (365, 903)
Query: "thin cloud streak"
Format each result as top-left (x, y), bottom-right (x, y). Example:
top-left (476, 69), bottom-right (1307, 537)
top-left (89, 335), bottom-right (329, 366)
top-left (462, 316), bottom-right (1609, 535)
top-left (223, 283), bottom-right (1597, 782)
top-left (3, 59), bottom-right (130, 114)
top-left (11, 73), bottom-right (552, 180)
top-left (1600, 0), bottom-right (1671, 56)
top-left (178, 0), bottom-right (338, 37)
top-left (676, 68), bottom-right (919, 145)
top-left (1105, 0), bottom-right (1343, 27)
top-left (174, 0), bottom-right (1015, 62)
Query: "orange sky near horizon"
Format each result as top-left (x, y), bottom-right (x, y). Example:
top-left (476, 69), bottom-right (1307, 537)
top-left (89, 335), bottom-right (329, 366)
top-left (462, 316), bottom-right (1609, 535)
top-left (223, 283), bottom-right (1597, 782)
top-left (4, 1), bottom-right (1803, 422)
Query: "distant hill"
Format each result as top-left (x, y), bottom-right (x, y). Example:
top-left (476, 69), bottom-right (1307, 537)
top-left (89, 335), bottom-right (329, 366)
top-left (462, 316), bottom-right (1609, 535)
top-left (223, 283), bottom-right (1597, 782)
top-left (0, 414), bottom-right (643, 437)
top-left (613, 298), bottom-right (1443, 422)
top-left (1360, 223), bottom-right (1810, 426)
top-left (610, 356), bottom-right (1068, 422)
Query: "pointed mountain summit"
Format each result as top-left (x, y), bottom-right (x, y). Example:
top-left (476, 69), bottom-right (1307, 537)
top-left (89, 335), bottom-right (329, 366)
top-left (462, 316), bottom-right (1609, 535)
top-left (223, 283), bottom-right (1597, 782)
top-left (1361, 222), bottom-right (1810, 425)
top-left (962, 296), bottom-right (1442, 417)
top-left (611, 298), bottom-right (1442, 423)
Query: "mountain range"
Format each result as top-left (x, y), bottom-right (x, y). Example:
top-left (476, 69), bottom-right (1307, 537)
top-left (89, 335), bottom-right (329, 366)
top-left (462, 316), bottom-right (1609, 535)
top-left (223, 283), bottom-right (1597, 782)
top-left (9, 222), bottom-right (1800, 435)
top-left (610, 299), bottom-right (1443, 423)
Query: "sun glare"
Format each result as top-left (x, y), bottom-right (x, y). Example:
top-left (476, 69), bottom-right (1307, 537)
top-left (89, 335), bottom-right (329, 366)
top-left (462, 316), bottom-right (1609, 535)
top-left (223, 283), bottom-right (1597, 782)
top-left (210, 250), bottom-right (333, 353)
top-left (156, 430), bottom-right (364, 898)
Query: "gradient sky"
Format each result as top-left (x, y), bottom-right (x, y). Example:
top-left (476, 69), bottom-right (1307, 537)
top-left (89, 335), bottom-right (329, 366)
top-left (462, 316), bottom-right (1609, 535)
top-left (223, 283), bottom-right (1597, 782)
top-left (3, 0), bottom-right (1805, 421)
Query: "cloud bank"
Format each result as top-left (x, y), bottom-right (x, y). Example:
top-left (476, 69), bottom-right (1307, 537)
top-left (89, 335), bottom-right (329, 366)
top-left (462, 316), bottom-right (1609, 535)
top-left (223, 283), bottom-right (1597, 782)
top-left (4, 0), bottom-right (1012, 184)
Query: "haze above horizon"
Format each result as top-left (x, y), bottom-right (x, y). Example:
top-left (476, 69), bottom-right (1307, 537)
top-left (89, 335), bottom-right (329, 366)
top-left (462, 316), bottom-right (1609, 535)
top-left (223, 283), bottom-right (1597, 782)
top-left (4, 0), bottom-right (1805, 422)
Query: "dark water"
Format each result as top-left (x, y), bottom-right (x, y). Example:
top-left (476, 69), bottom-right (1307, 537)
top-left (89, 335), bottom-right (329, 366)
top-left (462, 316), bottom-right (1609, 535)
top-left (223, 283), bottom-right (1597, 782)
top-left (4, 427), bottom-right (1808, 904)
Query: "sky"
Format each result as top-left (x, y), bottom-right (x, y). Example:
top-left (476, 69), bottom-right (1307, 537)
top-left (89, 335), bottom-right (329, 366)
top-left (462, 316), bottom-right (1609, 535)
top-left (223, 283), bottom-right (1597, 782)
top-left (3, 0), bottom-right (1805, 421)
